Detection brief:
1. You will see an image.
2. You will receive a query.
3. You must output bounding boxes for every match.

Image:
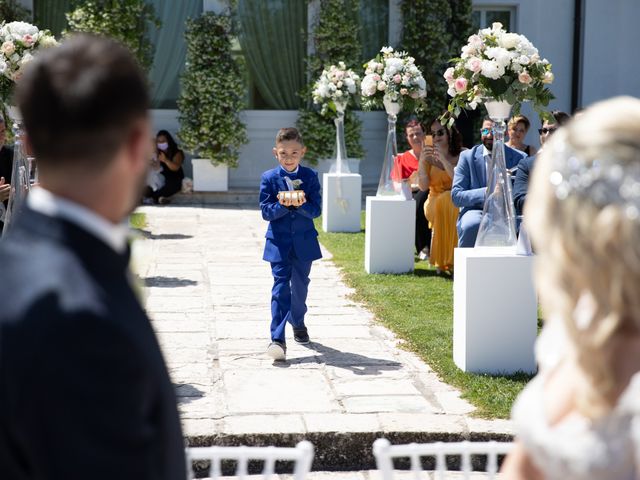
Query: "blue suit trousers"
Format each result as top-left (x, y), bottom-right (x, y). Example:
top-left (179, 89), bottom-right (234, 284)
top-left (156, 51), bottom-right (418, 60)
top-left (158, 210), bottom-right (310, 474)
top-left (269, 249), bottom-right (312, 343)
top-left (457, 210), bottom-right (483, 247)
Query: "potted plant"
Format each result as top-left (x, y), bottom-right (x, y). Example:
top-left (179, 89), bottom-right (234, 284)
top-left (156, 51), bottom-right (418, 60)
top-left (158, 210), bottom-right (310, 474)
top-left (178, 11), bottom-right (247, 192)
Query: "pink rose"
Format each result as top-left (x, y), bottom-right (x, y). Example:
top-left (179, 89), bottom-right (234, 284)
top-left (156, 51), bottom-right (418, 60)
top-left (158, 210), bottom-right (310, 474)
top-left (443, 67), bottom-right (455, 83)
top-left (400, 88), bottom-right (408, 95)
top-left (454, 77), bottom-right (468, 93)
top-left (393, 74), bottom-right (402, 84)
top-left (22, 34), bottom-right (34, 46)
top-left (466, 57), bottom-right (482, 73)
top-left (518, 71), bottom-right (532, 84)
top-left (373, 74), bottom-right (381, 82)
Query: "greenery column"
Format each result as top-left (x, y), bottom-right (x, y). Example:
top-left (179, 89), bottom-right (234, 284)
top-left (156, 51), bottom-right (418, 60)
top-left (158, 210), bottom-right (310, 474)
top-left (296, 0), bottom-right (364, 165)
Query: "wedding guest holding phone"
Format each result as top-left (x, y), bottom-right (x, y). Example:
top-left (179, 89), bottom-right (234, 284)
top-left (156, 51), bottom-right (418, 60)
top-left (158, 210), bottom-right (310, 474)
top-left (417, 117), bottom-right (464, 273)
top-left (259, 127), bottom-right (322, 361)
top-left (143, 129), bottom-right (184, 204)
top-left (392, 119), bottom-right (432, 259)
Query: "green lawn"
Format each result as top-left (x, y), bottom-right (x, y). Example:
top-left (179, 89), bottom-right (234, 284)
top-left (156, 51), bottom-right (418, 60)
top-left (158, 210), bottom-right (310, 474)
top-left (315, 214), bottom-right (534, 419)
top-left (130, 212), bottom-right (147, 230)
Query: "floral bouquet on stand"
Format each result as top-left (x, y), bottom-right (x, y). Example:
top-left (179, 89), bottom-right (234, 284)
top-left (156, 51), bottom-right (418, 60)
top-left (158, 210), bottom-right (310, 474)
top-left (361, 47), bottom-right (426, 197)
top-left (1, 21), bottom-right (58, 107)
top-left (0, 21), bottom-right (57, 234)
top-left (312, 62), bottom-right (360, 175)
top-left (443, 22), bottom-right (555, 249)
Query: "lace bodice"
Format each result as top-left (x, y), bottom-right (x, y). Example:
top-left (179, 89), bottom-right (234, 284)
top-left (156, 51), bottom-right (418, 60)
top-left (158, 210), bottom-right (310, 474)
top-left (512, 321), bottom-right (640, 479)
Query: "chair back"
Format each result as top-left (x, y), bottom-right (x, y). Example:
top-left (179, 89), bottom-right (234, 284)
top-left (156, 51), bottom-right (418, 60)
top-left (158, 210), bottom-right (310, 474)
top-left (373, 438), bottom-right (513, 480)
top-left (186, 441), bottom-right (314, 480)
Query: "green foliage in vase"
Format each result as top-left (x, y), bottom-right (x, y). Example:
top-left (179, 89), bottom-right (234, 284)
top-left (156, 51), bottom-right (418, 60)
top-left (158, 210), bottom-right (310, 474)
top-left (65, 0), bottom-right (160, 72)
top-left (296, 0), bottom-right (363, 165)
top-left (0, 0), bottom-right (30, 23)
top-left (398, 0), bottom-right (473, 148)
top-left (177, 12), bottom-right (247, 168)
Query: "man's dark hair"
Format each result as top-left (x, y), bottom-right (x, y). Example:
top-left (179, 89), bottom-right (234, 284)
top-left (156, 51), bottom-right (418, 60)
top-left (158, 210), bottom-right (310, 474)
top-left (275, 127), bottom-right (304, 145)
top-left (405, 118), bottom-right (423, 132)
top-left (16, 34), bottom-right (149, 171)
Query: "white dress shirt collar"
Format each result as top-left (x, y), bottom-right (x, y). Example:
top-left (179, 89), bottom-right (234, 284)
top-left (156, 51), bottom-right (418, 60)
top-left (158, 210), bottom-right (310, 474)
top-left (27, 187), bottom-right (129, 254)
top-left (280, 165), bottom-right (299, 175)
top-left (482, 145), bottom-right (491, 158)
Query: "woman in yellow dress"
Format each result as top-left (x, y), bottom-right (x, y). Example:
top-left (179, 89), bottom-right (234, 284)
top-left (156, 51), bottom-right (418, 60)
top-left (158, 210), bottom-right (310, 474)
top-left (417, 118), bottom-right (464, 273)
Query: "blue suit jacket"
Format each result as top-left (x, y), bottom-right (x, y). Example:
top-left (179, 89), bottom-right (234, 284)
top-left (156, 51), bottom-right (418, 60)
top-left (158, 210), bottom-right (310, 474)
top-left (260, 165), bottom-right (322, 263)
top-left (0, 208), bottom-right (186, 480)
top-left (451, 144), bottom-right (526, 218)
top-left (513, 155), bottom-right (536, 216)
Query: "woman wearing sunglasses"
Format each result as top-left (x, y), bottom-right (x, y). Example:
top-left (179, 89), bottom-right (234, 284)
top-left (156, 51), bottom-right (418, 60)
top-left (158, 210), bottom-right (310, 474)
top-left (417, 117), bottom-right (464, 273)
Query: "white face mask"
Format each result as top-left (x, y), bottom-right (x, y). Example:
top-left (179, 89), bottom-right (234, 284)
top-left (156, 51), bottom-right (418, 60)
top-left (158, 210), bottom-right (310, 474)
top-left (157, 142), bottom-right (169, 151)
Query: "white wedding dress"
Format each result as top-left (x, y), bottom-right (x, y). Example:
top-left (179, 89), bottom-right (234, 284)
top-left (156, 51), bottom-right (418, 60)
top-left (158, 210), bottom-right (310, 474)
top-left (511, 320), bottom-right (640, 479)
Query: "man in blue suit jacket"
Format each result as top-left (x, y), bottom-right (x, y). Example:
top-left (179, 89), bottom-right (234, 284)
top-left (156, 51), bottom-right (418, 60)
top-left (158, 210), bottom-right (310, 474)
top-left (260, 127), bottom-right (322, 361)
top-left (0, 36), bottom-right (185, 479)
top-left (451, 118), bottom-right (526, 247)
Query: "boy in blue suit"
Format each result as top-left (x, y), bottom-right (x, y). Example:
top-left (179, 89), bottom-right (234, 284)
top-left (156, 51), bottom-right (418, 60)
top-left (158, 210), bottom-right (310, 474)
top-left (260, 128), bottom-right (322, 361)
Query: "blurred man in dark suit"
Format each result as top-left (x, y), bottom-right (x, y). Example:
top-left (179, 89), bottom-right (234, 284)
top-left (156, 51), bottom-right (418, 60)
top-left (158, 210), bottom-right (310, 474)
top-left (0, 34), bottom-right (185, 480)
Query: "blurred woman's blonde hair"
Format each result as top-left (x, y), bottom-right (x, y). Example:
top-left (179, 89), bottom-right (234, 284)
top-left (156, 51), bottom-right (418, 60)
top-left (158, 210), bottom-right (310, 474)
top-left (525, 96), bottom-right (640, 418)
top-left (507, 114), bottom-right (530, 131)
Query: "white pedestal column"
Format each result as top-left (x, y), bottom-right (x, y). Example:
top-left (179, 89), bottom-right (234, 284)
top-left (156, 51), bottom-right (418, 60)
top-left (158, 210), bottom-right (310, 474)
top-left (322, 173), bottom-right (361, 233)
top-left (364, 196), bottom-right (415, 274)
top-left (453, 248), bottom-right (537, 374)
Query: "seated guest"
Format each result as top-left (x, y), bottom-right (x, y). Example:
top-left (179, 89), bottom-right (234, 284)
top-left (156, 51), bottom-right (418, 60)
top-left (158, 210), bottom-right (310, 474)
top-left (143, 129), bottom-right (184, 204)
top-left (501, 96), bottom-right (640, 480)
top-left (0, 116), bottom-right (13, 232)
top-left (451, 117), bottom-right (526, 247)
top-left (392, 119), bottom-right (432, 258)
top-left (506, 114), bottom-right (537, 156)
top-left (513, 110), bottom-right (570, 216)
top-left (417, 116), bottom-right (464, 272)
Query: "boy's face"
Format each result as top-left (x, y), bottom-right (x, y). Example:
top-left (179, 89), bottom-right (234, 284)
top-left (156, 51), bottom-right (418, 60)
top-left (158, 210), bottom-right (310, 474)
top-left (273, 140), bottom-right (306, 172)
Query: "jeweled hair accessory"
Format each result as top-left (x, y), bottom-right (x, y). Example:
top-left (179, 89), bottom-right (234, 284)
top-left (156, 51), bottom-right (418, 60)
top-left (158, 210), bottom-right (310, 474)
top-left (548, 141), bottom-right (640, 220)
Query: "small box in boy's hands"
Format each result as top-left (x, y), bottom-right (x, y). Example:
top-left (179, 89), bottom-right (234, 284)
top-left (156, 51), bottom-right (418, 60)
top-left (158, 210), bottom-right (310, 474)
top-left (278, 190), bottom-right (306, 207)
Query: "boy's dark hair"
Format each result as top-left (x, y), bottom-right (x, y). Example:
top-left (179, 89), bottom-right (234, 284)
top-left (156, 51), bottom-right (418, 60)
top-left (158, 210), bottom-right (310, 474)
top-left (16, 34), bottom-right (149, 171)
top-left (275, 127), bottom-right (304, 145)
top-left (544, 110), bottom-right (571, 126)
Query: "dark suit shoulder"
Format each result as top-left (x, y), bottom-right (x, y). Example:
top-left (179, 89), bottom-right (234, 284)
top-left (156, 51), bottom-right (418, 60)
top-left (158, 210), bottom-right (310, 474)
top-left (298, 165), bottom-right (318, 177)
top-left (261, 167), bottom-right (280, 179)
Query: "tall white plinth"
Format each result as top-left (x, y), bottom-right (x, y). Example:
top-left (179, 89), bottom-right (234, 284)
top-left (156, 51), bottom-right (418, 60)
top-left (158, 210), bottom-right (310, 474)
top-left (322, 173), bottom-right (362, 233)
top-left (365, 196), bottom-right (415, 274)
top-left (453, 247), bottom-right (537, 374)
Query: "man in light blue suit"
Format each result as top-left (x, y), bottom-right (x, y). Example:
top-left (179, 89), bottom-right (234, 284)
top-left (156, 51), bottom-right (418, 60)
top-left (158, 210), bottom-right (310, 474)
top-left (451, 118), bottom-right (526, 247)
top-left (260, 128), bottom-right (322, 361)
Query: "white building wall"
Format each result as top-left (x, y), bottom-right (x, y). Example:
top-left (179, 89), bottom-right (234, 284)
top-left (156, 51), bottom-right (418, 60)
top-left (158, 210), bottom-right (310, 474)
top-left (581, 0), bottom-right (640, 106)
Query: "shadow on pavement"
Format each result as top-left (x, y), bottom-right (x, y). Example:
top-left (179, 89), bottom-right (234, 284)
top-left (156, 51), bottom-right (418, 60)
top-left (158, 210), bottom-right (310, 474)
top-left (274, 341), bottom-right (403, 375)
top-left (143, 276), bottom-right (198, 287)
top-left (136, 229), bottom-right (193, 240)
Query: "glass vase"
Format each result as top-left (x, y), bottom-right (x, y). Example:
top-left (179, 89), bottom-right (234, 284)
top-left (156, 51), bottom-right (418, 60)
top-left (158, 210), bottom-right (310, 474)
top-left (376, 96), bottom-right (410, 199)
top-left (474, 99), bottom-right (518, 249)
top-left (3, 108), bottom-right (31, 234)
top-left (333, 100), bottom-right (350, 175)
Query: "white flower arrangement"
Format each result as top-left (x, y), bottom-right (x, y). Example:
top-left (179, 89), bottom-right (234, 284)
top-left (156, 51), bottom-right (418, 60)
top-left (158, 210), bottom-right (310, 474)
top-left (443, 22), bottom-right (554, 124)
top-left (361, 46), bottom-right (426, 112)
top-left (312, 61), bottom-right (360, 116)
top-left (0, 21), bottom-right (58, 102)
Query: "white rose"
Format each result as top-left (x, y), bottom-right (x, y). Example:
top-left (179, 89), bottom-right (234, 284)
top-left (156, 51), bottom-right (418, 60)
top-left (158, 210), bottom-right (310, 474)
top-left (347, 83), bottom-right (356, 94)
top-left (443, 67), bottom-right (455, 84)
top-left (19, 52), bottom-right (33, 66)
top-left (447, 86), bottom-right (456, 97)
top-left (416, 76), bottom-right (426, 91)
top-left (485, 47), bottom-right (511, 68)
top-left (0, 60), bottom-right (7, 75)
top-left (516, 55), bottom-right (530, 65)
top-left (335, 90), bottom-right (343, 97)
top-left (480, 60), bottom-right (504, 80)
top-left (491, 22), bottom-right (504, 32)
top-left (6, 21), bottom-right (38, 38)
top-left (361, 75), bottom-right (378, 96)
top-left (498, 33), bottom-right (521, 49)
top-left (336, 81), bottom-right (343, 88)
top-left (543, 71), bottom-right (554, 84)
top-left (381, 46), bottom-right (394, 54)
top-left (377, 81), bottom-right (387, 91)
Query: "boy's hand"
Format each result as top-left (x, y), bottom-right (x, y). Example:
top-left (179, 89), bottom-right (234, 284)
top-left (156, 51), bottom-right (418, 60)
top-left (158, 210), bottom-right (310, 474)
top-left (278, 191), bottom-right (292, 207)
top-left (0, 177), bottom-right (10, 202)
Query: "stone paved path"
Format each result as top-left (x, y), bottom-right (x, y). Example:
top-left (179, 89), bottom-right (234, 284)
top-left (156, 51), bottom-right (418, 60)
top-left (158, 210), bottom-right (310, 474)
top-left (131, 205), bottom-right (513, 470)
